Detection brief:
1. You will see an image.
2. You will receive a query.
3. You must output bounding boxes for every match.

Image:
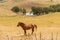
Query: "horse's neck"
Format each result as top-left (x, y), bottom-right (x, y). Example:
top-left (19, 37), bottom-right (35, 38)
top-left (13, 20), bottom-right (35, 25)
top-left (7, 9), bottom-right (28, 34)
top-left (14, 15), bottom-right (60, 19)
top-left (21, 24), bottom-right (26, 28)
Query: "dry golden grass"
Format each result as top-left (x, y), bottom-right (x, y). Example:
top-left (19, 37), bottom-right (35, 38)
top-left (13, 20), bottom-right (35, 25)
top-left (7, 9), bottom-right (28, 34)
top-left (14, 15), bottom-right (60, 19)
top-left (0, 0), bottom-right (60, 40)
top-left (0, 12), bottom-right (60, 34)
top-left (0, 12), bottom-right (60, 40)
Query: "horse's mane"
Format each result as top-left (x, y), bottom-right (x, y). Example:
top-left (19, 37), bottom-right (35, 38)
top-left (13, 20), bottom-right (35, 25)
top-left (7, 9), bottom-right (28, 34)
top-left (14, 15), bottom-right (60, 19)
top-left (19, 22), bottom-right (25, 25)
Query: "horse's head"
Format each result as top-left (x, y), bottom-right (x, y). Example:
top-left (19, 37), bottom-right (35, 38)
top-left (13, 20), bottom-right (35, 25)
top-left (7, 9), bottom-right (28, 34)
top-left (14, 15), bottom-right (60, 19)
top-left (17, 22), bottom-right (25, 27)
top-left (17, 22), bottom-right (20, 27)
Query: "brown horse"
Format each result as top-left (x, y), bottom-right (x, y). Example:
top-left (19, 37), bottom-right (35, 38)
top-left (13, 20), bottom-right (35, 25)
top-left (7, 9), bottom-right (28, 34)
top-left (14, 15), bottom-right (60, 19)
top-left (17, 22), bottom-right (37, 35)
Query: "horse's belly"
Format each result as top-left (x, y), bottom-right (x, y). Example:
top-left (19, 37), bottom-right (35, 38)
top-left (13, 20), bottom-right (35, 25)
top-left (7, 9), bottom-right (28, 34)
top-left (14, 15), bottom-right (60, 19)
top-left (25, 27), bottom-right (31, 30)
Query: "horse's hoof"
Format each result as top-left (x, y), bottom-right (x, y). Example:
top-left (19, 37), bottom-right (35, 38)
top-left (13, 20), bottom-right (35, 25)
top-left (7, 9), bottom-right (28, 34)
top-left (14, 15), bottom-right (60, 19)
top-left (31, 33), bottom-right (33, 35)
top-left (24, 34), bottom-right (27, 36)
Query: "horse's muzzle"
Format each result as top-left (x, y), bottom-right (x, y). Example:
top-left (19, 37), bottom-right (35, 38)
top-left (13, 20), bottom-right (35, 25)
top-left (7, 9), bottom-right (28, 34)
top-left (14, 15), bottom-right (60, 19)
top-left (17, 25), bottom-right (19, 27)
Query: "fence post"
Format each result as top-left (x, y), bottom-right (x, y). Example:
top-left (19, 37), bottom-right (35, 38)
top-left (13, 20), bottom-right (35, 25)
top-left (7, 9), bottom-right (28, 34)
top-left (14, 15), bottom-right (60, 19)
top-left (40, 32), bottom-right (41, 40)
top-left (35, 34), bottom-right (37, 40)
top-left (56, 32), bottom-right (58, 40)
top-left (51, 32), bottom-right (53, 40)
top-left (6, 35), bottom-right (9, 40)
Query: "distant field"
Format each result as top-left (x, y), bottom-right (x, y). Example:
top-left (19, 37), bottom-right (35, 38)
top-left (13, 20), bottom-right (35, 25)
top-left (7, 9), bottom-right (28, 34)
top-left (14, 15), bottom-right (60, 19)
top-left (0, 12), bottom-right (60, 32)
top-left (0, 12), bottom-right (60, 27)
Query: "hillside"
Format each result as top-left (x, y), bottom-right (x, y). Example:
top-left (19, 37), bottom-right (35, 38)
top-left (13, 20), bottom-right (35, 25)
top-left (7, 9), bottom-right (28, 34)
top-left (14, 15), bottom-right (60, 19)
top-left (0, 7), bottom-right (16, 16)
top-left (0, 0), bottom-right (60, 11)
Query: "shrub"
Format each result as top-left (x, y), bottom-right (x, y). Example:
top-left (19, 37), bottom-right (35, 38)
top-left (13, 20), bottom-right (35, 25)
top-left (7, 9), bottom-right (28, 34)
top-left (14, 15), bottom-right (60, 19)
top-left (56, 7), bottom-right (60, 12)
top-left (31, 6), bottom-right (38, 15)
top-left (37, 7), bottom-right (43, 15)
top-left (11, 6), bottom-right (20, 13)
top-left (43, 7), bottom-right (50, 14)
top-left (48, 7), bottom-right (55, 12)
top-left (31, 6), bottom-right (43, 15)
top-left (31, 4), bottom-right (60, 16)
top-left (22, 8), bottom-right (26, 15)
top-left (50, 4), bottom-right (60, 12)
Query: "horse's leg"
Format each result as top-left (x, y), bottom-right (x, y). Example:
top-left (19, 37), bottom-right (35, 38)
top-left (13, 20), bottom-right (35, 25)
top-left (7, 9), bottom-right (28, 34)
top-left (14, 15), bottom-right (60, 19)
top-left (31, 27), bottom-right (34, 34)
top-left (24, 30), bottom-right (26, 35)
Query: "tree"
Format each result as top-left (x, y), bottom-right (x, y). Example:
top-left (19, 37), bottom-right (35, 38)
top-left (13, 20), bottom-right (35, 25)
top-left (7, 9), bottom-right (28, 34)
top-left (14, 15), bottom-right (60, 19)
top-left (22, 8), bottom-right (26, 15)
top-left (31, 6), bottom-right (43, 15)
top-left (50, 4), bottom-right (60, 12)
top-left (43, 7), bottom-right (49, 14)
top-left (31, 6), bottom-right (38, 15)
top-left (11, 6), bottom-right (20, 13)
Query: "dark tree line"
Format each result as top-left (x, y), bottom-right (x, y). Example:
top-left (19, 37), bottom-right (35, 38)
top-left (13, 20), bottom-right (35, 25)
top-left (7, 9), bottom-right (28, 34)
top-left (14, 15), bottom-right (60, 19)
top-left (11, 6), bottom-right (26, 15)
top-left (31, 4), bottom-right (60, 15)
top-left (11, 4), bottom-right (60, 16)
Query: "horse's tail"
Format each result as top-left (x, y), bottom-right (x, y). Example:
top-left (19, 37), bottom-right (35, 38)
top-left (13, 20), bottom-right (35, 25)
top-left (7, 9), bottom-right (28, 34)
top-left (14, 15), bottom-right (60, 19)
top-left (34, 24), bottom-right (37, 30)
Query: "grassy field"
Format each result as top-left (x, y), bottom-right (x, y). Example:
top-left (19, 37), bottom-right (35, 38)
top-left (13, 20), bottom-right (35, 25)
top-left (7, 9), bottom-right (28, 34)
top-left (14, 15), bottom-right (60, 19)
top-left (0, 0), bottom-right (60, 40)
top-left (0, 12), bottom-right (60, 34)
top-left (0, 12), bottom-right (60, 40)
top-left (0, 12), bottom-right (60, 27)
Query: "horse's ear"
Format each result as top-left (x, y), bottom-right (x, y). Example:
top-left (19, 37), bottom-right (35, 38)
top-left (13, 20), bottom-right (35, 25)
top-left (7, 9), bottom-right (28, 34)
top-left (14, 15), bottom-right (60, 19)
top-left (18, 22), bottom-right (21, 23)
top-left (18, 22), bottom-right (20, 23)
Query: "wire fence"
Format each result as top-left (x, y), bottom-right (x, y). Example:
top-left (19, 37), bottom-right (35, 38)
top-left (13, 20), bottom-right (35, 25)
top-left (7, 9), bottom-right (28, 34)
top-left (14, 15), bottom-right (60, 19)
top-left (0, 32), bottom-right (60, 40)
